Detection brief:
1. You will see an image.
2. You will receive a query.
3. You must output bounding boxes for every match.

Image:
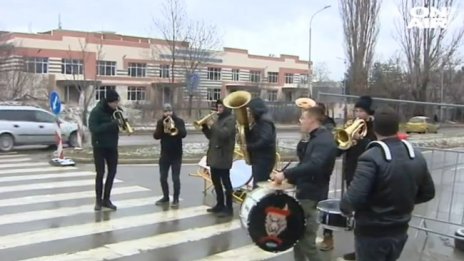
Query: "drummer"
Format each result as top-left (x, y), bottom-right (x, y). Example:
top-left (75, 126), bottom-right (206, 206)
top-left (245, 97), bottom-right (277, 188)
top-left (273, 106), bottom-right (338, 261)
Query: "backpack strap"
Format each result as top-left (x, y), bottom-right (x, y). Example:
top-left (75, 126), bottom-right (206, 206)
top-left (367, 141), bottom-right (392, 161)
top-left (401, 139), bottom-right (415, 159)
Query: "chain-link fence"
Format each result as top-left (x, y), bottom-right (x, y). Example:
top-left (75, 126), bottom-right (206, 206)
top-left (317, 92), bottom-right (464, 123)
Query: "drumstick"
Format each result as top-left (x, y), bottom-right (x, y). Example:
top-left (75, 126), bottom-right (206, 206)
top-left (278, 161), bottom-right (293, 172)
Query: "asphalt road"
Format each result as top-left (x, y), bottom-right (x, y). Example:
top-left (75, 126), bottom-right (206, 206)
top-left (0, 151), bottom-right (462, 260)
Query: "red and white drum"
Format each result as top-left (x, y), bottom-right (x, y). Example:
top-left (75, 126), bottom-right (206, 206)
top-left (240, 187), bottom-right (306, 252)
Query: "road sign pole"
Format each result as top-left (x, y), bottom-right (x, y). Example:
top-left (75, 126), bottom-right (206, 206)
top-left (49, 91), bottom-right (75, 167)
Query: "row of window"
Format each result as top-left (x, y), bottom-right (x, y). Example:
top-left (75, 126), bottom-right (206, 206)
top-left (22, 57), bottom-right (301, 84)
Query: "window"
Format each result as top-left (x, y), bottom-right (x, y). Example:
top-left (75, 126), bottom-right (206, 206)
top-left (232, 69), bottom-right (240, 81)
top-left (97, 61), bottom-right (116, 76)
top-left (127, 86), bottom-right (146, 101)
top-left (95, 86), bottom-right (116, 100)
top-left (207, 67), bottom-right (221, 80)
top-left (207, 88), bottom-right (221, 101)
top-left (267, 90), bottom-right (278, 101)
top-left (285, 73), bottom-right (294, 84)
top-left (128, 63), bottom-right (146, 77)
top-left (0, 110), bottom-right (33, 121)
top-left (250, 71), bottom-right (261, 83)
top-left (160, 64), bottom-right (170, 78)
top-left (268, 72), bottom-right (278, 83)
top-left (34, 111), bottom-right (56, 123)
top-left (61, 59), bottom-right (83, 75)
top-left (24, 57), bottom-right (48, 74)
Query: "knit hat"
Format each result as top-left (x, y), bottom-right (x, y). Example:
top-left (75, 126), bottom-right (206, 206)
top-left (106, 89), bottom-right (120, 103)
top-left (248, 98), bottom-right (268, 120)
top-left (373, 107), bottom-right (399, 137)
top-left (355, 96), bottom-right (374, 115)
top-left (163, 103), bottom-right (173, 111)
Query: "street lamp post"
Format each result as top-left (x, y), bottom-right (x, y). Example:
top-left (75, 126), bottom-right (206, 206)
top-left (308, 4), bottom-right (331, 98)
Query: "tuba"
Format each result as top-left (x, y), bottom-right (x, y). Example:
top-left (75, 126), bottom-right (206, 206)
top-left (335, 118), bottom-right (367, 150)
top-left (193, 111), bottom-right (217, 130)
top-left (223, 90), bottom-right (252, 165)
top-left (295, 97), bottom-right (316, 110)
top-left (163, 116), bottom-right (179, 136)
top-left (113, 108), bottom-right (134, 135)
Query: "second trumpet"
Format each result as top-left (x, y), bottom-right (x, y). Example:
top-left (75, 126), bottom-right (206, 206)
top-left (163, 116), bottom-right (179, 136)
top-left (193, 111), bottom-right (217, 129)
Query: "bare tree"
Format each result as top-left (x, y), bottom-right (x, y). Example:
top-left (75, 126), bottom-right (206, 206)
top-left (339, 0), bottom-right (382, 94)
top-left (153, 0), bottom-right (221, 116)
top-left (396, 0), bottom-right (464, 112)
top-left (313, 62), bottom-right (331, 82)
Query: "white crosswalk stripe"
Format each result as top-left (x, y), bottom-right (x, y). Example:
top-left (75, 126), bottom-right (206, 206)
top-left (0, 155), bottom-right (294, 261)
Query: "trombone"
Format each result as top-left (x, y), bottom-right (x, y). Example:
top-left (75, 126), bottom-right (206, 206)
top-left (113, 107), bottom-right (134, 135)
top-left (163, 116), bottom-right (179, 136)
top-left (193, 111), bottom-right (217, 130)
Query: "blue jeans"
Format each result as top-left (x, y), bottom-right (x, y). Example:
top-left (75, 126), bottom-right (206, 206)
top-left (355, 234), bottom-right (408, 261)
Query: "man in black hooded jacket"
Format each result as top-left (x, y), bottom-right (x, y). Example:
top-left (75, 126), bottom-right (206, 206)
top-left (246, 98), bottom-right (277, 188)
top-left (153, 103), bottom-right (187, 208)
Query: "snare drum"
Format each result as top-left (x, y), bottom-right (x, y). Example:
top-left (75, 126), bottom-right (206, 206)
top-left (316, 199), bottom-right (354, 231)
top-left (230, 159), bottom-right (252, 189)
top-left (240, 187), bottom-right (305, 252)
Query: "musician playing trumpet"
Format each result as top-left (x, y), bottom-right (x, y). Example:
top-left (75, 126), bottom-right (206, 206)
top-left (153, 103), bottom-right (186, 208)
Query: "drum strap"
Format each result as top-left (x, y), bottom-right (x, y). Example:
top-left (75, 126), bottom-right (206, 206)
top-left (367, 140), bottom-right (415, 162)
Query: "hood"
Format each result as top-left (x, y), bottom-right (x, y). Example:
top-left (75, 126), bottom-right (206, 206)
top-left (97, 99), bottom-right (116, 113)
top-left (248, 98), bottom-right (268, 120)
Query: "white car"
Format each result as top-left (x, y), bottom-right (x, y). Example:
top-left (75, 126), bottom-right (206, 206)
top-left (0, 105), bottom-right (81, 152)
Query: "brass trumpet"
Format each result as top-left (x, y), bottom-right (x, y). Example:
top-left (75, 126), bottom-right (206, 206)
top-left (335, 118), bottom-right (367, 150)
top-left (163, 116), bottom-right (179, 136)
top-left (113, 108), bottom-right (134, 135)
top-left (193, 111), bottom-right (217, 130)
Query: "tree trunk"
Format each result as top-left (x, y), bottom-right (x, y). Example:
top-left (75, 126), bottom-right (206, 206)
top-left (188, 94), bottom-right (193, 117)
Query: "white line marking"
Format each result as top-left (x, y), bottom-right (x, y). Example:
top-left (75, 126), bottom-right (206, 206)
top-left (0, 205), bottom-right (208, 251)
top-left (196, 244), bottom-right (290, 261)
top-left (23, 219), bottom-right (241, 261)
top-left (0, 179), bottom-right (122, 194)
top-left (0, 171), bottom-right (95, 183)
top-left (0, 186), bottom-right (148, 208)
top-left (0, 158), bottom-right (33, 163)
top-left (0, 162), bottom-right (49, 169)
top-left (0, 154), bottom-right (27, 159)
top-left (0, 196), bottom-right (160, 226)
top-left (0, 166), bottom-right (78, 175)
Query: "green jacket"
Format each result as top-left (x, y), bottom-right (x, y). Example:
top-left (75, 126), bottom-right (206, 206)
top-left (88, 100), bottom-right (119, 149)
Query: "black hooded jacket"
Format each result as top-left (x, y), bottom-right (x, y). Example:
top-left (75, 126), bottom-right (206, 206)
top-left (153, 114), bottom-right (187, 159)
top-left (88, 99), bottom-right (119, 149)
top-left (246, 98), bottom-right (277, 164)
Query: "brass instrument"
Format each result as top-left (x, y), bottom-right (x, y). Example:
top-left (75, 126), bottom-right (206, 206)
top-left (335, 118), bottom-right (368, 150)
top-left (113, 108), bottom-right (134, 135)
top-left (223, 90), bottom-right (252, 165)
top-left (295, 97), bottom-right (316, 110)
top-left (163, 116), bottom-right (179, 136)
top-left (193, 111), bottom-right (217, 130)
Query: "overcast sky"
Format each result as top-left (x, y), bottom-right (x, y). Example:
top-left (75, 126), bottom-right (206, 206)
top-left (1, 0), bottom-right (463, 80)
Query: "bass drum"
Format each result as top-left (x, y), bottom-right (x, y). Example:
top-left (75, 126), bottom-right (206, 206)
top-left (240, 187), bottom-right (306, 252)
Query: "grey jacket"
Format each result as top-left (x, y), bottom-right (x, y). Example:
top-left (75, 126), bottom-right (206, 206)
top-left (201, 112), bottom-right (236, 169)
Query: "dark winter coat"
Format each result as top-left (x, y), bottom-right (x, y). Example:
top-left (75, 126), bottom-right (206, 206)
top-left (153, 114), bottom-right (187, 159)
top-left (88, 99), bottom-right (119, 149)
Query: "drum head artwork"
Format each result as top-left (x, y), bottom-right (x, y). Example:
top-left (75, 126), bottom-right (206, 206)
top-left (247, 192), bottom-right (305, 252)
top-left (230, 160), bottom-right (252, 189)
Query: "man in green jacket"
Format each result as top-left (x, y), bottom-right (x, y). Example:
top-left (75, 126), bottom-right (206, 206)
top-left (88, 89), bottom-right (120, 211)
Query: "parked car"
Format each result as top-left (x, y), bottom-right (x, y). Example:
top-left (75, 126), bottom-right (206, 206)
top-left (405, 116), bottom-right (439, 134)
top-left (0, 105), bottom-right (81, 152)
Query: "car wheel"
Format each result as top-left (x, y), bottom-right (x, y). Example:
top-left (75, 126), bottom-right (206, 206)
top-left (68, 131), bottom-right (78, 147)
top-left (0, 134), bottom-right (14, 152)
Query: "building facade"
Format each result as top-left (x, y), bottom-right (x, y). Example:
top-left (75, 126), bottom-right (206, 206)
top-left (0, 29), bottom-right (311, 113)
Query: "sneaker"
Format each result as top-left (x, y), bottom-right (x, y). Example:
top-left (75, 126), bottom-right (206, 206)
top-left (342, 252), bottom-right (356, 261)
top-left (206, 205), bottom-right (224, 213)
top-left (216, 208), bottom-right (233, 218)
top-left (102, 200), bottom-right (117, 210)
top-left (318, 235), bottom-right (334, 251)
top-left (155, 198), bottom-right (170, 206)
top-left (171, 200), bottom-right (179, 209)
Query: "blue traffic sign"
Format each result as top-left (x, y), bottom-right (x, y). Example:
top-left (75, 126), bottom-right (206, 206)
top-left (49, 91), bottom-right (62, 115)
top-left (186, 72), bottom-right (200, 94)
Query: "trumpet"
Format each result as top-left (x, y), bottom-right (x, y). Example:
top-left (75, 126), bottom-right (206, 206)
top-left (335, 118), bottom-right (367, 150)
top-left (193, 111), bottom-right (217, 130)
top-left (113, 108), bottom-right (134, 135)
top-left (163, 116), bottom-right (179, 136)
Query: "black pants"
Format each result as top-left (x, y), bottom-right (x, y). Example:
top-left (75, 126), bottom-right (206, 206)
top-left (251, 158), bottom-right (274, 188)
top-left (93, 147), bottom-right (118, 201)
top-left (355, 234), bottom-right (408, 261)
top-left (210, 168), bottom-right (233, 209)
top-left (159, 156), bottom-right (182, 200)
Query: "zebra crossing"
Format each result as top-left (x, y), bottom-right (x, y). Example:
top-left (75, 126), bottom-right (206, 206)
top-left (0, 153), bottom-right (293, 261)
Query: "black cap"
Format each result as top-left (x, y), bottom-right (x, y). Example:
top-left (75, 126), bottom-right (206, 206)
top-left (355, 96), bottom-right (374, 115)
top-left (106, 89), bottom-right (120, 103)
